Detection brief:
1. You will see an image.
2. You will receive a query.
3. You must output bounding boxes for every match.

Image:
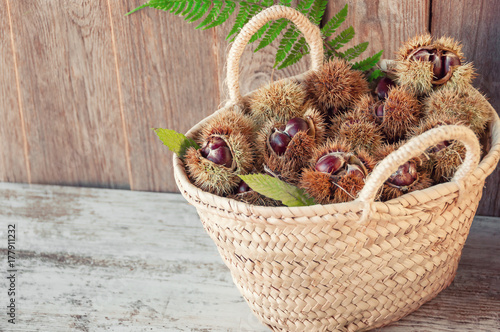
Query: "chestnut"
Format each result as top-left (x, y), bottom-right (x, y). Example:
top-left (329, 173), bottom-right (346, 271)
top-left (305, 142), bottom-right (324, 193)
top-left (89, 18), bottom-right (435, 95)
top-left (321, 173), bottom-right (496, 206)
top-left (388, 161), bottom-right (417, 187)
top-left (442, 53), bottom-right (461, 77)
top-left (375, 104), bottom-right (385, 119)
top-left (411, 47), bottom-right (462, 83)
top-left (431, 140), bottom-right (451, 153)
top-left (285, 117), bottom-right (309, 138)
top-left (315, 153), bottom-right (345, 174)
top-left (375, 77), bottom-right (395, 100)
top-left (200, 136), bottom-right (233, 168)
top-left (345, 164), bottom-right (365, 180)
top-left (269, 129), bottom-right (291, 156)
top-left (237, 180), bottom-right (251, 193)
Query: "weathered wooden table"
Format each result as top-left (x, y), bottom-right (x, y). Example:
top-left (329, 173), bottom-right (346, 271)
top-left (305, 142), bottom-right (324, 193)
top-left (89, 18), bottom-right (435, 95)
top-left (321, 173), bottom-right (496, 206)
top-left (0, 183), bottom-right (498, 331)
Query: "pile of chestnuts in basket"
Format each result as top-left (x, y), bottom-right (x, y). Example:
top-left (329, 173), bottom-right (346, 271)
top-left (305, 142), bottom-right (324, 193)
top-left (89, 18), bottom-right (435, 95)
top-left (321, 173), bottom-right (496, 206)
top-left (183, 34), bottom-right (493, 206)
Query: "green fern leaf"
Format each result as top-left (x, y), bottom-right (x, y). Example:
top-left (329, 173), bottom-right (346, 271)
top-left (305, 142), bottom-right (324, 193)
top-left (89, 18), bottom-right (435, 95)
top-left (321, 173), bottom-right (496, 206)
top-left (184, 1), bottom-right (202, 20)
top-left (308, 0), bottom-right (329, 25)
top-left (279, 0), bottom-right (293, 6)
top-left (254, 19), bottom-right (288, 52)
top-left (126, 3), bottom-right (150, 16)
top-left (321, 4), bottom-right (348, 37)
top-left (339, 41), bottom-right (368, 62)
top-left (327, 26), bottom-right (354, 50)
top-left (278, 52), bottom-right (303, 69)
top-left (226, 4), bottom-right (249, 40)
top-left (196, 0), bottom-right (223, 29)
top-left (227, 2), bottom-right (261, 41)
top-left (275, 26), bottom-right (300, 66)
top-left (173, 1), bottom-right (187, 15)
top-left (368, 69), bottom-right (384, 82)
top-left (180, 0), bottom-right (194, 16)
top-left (148, 0), bottom-right (174, 12)
top-left (245, 3), bottom-right (262, 24)
top-left (249, 22), bottom-right (270, 43)
top-left (189, 1), bottom-right (210, 23)
top-left (203, 1), bottom-right (236, 29)
top-left (296, 0), bottom-right (315, 14)
top-left (351, 50), bottom-right (383, 71)
top-left (278, 37), bottom-right (308, 69)
top-left (246, 0), bottom-right (273, 42)
top-left (158, 1), bottom-right (174, 11)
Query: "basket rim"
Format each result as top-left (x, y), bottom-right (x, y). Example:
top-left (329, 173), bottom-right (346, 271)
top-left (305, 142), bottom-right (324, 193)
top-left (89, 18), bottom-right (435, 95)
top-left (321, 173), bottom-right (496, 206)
top-left (173, 77), bottom-right (500, 223)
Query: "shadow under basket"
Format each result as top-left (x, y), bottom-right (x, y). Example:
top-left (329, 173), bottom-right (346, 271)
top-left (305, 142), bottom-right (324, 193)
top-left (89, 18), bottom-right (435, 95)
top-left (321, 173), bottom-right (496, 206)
top-left (172, 6), bottom-right (500, 332)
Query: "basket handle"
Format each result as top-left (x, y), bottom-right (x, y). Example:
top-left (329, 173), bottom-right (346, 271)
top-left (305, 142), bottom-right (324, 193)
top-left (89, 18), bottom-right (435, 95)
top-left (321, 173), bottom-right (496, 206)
top-left (227, 5), bottom-right (324, 104)
top-left (356, 125), bottom-right (481, 223)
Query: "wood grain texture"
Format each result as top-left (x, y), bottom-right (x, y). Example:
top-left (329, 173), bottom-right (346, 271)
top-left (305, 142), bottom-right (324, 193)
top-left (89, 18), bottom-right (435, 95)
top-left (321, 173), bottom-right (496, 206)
top-left (8, 0), bottom-right (130, 189)
top-left (0, 0), bottom-right (29, 182)
top-left (431, 0), bottom-right (500, 216)
top-left (323, 0), bottom-right (430, 61)
top-left (109, 1), bottom-right (221, 192)
top-left (0, 183), bottom-right (498, 331)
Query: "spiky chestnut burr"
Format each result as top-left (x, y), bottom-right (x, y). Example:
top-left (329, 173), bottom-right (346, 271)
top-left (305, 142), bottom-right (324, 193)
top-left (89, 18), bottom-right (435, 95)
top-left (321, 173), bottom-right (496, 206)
top-left (304, 58), bottom-right (369, 118)
top-left (377, 85), bottom-right (422, 141)
top-left (423, 86), bottom-right (492, 135)
top-left (407, 112), bottom-right (480, 183)
top-left (352, 94), bottom-right (380, 123)
top-left (248, 80), bottom-right (306, 126)
top-left (257, 108), bottom-right (326, 184)
top-left (200, 106), bottom-right (256, 140)
top-left (394, 34), bottom-right (474, 95)
top-left (373, 143), bottom-right (433, 201)
top-left (299, 139), bottom-right (375, 204)
top-left (185, 108), bottom-right (256, 196)
top-left (329, 109), bottom-right (384, 153)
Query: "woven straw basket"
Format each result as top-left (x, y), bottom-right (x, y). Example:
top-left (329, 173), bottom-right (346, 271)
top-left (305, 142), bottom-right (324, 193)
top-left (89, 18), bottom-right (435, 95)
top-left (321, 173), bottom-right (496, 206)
top-left (173, 6), bottom-right (500, 331)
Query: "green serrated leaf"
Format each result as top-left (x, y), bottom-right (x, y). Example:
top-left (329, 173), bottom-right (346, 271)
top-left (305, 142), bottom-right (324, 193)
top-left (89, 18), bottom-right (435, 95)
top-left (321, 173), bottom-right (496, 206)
top-left (239, 174), bottom-right (316, 207)
top-left (254, 19), bottom-right (288, 52)
top-left (339, 41), bottom-right (368, 62)
top-left (368, 69), bottom-right (385, 82)
top-left (153, 128), bottom-right (200, 158)
top-left (327, 26), bottom-right (354, 50)
top-left (351, 50), bottom-right (383, 71)
top-left (320, 3), bottom-right (348, 37)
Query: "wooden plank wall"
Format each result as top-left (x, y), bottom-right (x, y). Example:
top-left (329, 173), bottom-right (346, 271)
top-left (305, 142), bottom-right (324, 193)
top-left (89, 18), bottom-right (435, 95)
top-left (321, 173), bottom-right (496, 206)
top-left (1, 0), bottom-right (499, 215)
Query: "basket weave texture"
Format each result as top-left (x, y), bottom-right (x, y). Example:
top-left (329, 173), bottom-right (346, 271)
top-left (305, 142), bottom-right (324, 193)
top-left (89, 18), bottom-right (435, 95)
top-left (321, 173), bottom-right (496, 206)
top-left (173, 6), bottom-right (500, 332)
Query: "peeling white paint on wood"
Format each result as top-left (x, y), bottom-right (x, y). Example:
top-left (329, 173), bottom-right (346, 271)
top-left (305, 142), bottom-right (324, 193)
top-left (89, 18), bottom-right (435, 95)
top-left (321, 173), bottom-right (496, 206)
top-left (0, 183), bottom-right (498, 331)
